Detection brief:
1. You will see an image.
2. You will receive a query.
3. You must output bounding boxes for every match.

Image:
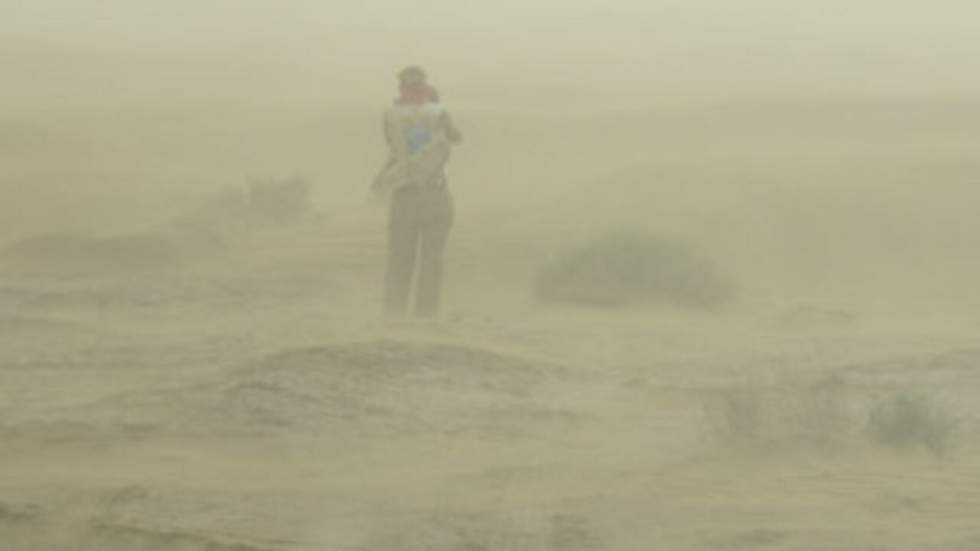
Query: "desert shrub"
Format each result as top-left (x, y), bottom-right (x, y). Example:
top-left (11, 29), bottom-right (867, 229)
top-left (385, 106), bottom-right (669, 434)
top-left (171, 186), bottom-right (250, 238)
top-left (719, 382), bottom-right (761, 441)
top-left (777, 303), bottom-right (857, 329)
top-left (868, 391), bottom-right (954, 455)
top-left (708, 372), bottom-right (854, 447)
top-left (534, 231), bottom-right (734, 309)
top-left (796, 372), bottom-right (849, 445)
top-left (248, 177), bottom-right (312, 226)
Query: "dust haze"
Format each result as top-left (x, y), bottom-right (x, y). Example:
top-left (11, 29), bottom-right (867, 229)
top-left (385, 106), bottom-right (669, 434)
top-left (2, 2), bottom-right (980, 550)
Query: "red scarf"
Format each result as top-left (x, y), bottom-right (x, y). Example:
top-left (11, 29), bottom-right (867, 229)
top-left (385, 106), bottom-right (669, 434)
top-left (396, 85), bottom-right (435, 106)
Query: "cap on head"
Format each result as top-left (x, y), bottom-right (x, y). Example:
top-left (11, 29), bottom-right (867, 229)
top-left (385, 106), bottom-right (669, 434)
top-left (398, 66), bottom-right (427, 87)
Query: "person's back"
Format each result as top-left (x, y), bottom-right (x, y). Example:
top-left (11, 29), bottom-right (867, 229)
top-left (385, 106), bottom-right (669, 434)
top-left (375, 85), bottom-right (461, 195)
top-left (379, 67), bottom-right (461, 318)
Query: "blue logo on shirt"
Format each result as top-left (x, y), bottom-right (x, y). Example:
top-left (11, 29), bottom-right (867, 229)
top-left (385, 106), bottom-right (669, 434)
top-left (404, 126), bottom-right (433, 155)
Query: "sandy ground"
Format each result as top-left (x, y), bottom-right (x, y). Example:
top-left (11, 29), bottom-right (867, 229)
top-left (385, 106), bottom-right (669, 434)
top-left (1, 202), bottom-right (979, 551)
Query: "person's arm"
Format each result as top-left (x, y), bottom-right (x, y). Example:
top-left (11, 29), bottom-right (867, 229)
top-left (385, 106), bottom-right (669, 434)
top-left (442, 111), bottom-right (462, 144)
top-left (382, 110), bottom-right (398, 155)
top-left (371, 110), bottom-right (400, 196)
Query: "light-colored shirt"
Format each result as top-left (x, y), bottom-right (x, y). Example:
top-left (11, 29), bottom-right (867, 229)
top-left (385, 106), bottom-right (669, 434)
top-left (373, 102), bottom-right (461, 194)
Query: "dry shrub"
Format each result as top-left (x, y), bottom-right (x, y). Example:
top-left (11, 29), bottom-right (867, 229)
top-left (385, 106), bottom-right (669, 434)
top-left (718, 382), bottom-right (761, 441)
top-left (708, 376), bottom-right (957, 456)
top-left (247, 177), bottom-right (312, 226)
top-left (709, 372), bottom-right (852, 448)
top-left (534, 231), bottom-right (735, 309)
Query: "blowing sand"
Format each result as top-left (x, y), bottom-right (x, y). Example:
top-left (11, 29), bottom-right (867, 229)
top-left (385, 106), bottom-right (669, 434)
top-left (5, 2), bottom-right (980, 544)
top-left (2, 186), bottom-right (979, 551)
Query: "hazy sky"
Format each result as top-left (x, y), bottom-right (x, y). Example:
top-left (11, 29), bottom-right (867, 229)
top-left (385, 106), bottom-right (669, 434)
top-left (5, 1), bottom-right (980, 109)
top-left (7, 1), bottom-right (978, 47)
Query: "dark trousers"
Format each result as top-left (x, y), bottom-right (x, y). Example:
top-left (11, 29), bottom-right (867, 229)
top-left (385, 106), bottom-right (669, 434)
top-left (384, 185), bottom-right (453, 317)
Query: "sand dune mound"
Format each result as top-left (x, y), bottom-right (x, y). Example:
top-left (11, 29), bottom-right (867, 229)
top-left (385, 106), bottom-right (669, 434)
top-left (0, 499), bottom-right (282, 551)
top-left (777, 303), bottom-right (857, 329)
top-left (0, 314), bottom-right (84, 335)
top-left (2, 520), bottom-right (280, 551)
top-left (3, 233), bottom-right (178, 274)
top-left (10, 340), bottom-right (579, 440)
top-left (1, 231), bottom-right (224, 277)
top-left (359, 510), bottom-right (603, 551)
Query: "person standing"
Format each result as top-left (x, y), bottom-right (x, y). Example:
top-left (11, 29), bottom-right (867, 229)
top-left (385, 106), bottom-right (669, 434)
top-left (374, 66), bottom-right (462, 317)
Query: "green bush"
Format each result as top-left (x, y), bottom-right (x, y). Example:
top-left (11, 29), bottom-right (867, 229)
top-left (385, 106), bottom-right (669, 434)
top-left (868, 392), bottom-right (954, 455)
top-left (534, 231), bottom-right (735, 309)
